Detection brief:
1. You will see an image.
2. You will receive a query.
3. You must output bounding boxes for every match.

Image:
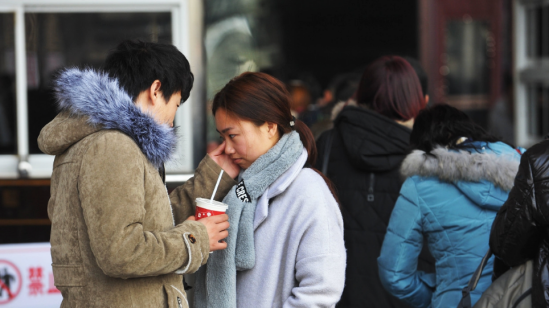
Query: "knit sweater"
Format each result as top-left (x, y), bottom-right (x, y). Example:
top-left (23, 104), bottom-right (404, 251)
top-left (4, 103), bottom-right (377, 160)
top-left (235, 149), bottom-right (346, 307)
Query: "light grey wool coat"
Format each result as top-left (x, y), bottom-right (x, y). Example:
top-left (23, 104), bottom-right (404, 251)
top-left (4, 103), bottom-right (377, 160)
top-left (236, 149), bottom-right (346, 307)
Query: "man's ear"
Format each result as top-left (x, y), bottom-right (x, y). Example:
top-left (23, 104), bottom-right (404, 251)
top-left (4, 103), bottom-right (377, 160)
top-left (149, 80), bottom-right (163, 106)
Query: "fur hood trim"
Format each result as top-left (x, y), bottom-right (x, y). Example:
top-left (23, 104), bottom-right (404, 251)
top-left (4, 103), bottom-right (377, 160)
top-left (54, 68), bottom-right (177, 167)
top-left (330, 99), bottom-right (358, 120)
top-left (401, 147), bottom-right (519, 191)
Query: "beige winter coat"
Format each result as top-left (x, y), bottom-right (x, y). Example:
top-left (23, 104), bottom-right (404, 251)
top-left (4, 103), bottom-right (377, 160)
top-left (38, 68), bottom-right (236, 307)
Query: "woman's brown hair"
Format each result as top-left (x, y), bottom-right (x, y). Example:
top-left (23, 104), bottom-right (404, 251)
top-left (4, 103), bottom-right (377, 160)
top-left (212, 72), bottom-right (339, 203)
top-left (356, 55), bottom-right (425, 121)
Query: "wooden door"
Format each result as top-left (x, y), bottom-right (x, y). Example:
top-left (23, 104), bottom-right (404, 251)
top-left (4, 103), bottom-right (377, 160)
top-left (420, 0), bottom-right (503, 110)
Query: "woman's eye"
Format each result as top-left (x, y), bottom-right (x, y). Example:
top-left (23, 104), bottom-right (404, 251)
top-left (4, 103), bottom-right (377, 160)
top-left (229, 134), bottom-right (236, 139)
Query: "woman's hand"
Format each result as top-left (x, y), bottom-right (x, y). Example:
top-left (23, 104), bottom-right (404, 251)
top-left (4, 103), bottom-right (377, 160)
top-left (208, 141), bottom-right (240, 179)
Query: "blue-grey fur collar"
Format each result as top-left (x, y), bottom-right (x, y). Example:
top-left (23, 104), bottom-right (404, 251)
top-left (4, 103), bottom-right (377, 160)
top-left (54, 68), bottom-right (177, 167)
top-left (400, 146), bottom-right (520, 191)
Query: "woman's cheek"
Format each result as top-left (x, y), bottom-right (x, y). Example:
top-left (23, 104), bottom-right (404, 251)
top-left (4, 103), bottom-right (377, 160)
top-left (231, 140), bottom-right (242, 158)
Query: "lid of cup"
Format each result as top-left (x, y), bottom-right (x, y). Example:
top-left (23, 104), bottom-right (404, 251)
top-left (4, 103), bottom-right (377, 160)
top-left (196, 198), bottom-right (228, 210)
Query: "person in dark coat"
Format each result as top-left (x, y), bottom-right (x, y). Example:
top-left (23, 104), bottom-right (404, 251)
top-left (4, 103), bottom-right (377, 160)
top-left (316, 55), bottom-right (433, 308)
top-left (489, 138), bottom-right (549, 307)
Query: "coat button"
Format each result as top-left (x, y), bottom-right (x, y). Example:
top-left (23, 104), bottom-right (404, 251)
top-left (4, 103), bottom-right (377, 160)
top-left (188, 234), bottom-right (196, 244)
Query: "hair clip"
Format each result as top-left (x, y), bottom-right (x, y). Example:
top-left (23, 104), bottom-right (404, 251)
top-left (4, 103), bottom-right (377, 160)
top-left (455, 137), bottom-right (470, 145)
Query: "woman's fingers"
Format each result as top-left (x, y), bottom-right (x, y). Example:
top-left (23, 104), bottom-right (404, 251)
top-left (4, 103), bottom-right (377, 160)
top-left (207, 142), bottom-right (240, 179)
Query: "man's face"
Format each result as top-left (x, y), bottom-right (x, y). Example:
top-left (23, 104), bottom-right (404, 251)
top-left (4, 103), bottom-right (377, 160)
top-left (134, 80), bottom-right (183, 127)
top-left (151, 91), bottom-right (182, 127)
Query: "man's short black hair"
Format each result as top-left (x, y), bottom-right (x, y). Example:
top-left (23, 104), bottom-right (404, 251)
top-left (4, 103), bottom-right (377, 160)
top-left (103, 40), bottom-right (194, 103)
top-left (403, 56), bottom-right (428, 96)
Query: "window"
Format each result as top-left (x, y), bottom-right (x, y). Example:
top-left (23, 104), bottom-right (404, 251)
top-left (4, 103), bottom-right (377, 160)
top-left (24, 12), bottom-right (172, 155)
top-left (0, 180), bottom-right (51, 244)
top-left (0, 1), bottom-right (203, 246)
top-left (444, 19), bottom-right (492, 109)
top-left (0, 13), bottom-right (16, 156)
top-left (527, 4), bottom-right (549, 58)
top-left (0, 1), bottom-right (203, 180)
top-left (526, 84), bottom-right (549, 137)
top-left (514, 0), bottom-right (549, 146)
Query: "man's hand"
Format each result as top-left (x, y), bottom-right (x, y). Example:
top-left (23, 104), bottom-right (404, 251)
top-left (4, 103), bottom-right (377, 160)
top-left (208, 141), bottom-right (240, 179)
top-left (196, 214), bottom-right (229, 251)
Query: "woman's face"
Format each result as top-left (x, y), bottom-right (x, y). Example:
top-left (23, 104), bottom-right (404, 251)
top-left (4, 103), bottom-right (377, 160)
top-left (215, 108), bottom-right (280, 169)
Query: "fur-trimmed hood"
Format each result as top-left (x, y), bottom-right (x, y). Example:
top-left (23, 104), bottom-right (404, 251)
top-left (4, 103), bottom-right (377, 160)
top-left (401, 142), bottom-right (521, 192)
top-left (38, 68), bottom-right (177, 167)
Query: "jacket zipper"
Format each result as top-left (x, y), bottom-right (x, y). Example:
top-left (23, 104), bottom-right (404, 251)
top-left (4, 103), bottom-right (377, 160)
top-left (367, 173), bottom-right (375, 202)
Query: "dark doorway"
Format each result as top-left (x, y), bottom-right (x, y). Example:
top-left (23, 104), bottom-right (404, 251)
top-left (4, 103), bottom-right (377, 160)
top-left (273, 0), bottom-right (419, 88)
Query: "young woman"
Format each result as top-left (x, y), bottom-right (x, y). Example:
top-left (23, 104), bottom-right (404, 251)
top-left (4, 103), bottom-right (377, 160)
top-left (377, 104), bottom-right (524, 307)
top-left (193, 72), bottom-right (346, 308)
top-left (316, 55), bottom-right (433, 307)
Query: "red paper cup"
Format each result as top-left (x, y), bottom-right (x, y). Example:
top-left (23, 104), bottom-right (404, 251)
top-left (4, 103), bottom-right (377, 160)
top-left (195, 198), bottom-right (228, 219)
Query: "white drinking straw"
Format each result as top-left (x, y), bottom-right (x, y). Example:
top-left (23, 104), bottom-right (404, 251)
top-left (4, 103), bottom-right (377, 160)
top-left (210, 170), bottom-right (224, 202)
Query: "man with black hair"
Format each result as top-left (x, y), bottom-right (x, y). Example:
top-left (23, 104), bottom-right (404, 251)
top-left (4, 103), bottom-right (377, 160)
top-left (38, 40), bottom-right (238, 307)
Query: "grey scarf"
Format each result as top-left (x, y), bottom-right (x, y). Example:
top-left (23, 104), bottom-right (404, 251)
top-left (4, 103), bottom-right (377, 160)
top-left (194, 131), bottom-right (304, 308)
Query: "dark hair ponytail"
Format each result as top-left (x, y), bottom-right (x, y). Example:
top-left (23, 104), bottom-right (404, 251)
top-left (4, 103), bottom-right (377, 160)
top-left (410, 104), bottom-right (514, 153)
top-left (292, 118), bottom-right (317, 167)
top-left (212, 72), bottom-right (340, 204)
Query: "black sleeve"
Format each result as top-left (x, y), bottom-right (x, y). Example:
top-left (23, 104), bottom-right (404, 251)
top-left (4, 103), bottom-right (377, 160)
top-left (315, 129), bottom-right (330, 171)
top-left (489, 148), bottom-right (541, 266)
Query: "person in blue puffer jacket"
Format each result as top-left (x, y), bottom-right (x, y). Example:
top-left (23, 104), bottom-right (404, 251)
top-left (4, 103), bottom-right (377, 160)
top-left (377, 104), bottom-right (524, 308)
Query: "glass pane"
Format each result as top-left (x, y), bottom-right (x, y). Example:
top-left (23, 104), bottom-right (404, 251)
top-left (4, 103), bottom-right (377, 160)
top-left (527, 5), bottom-right (549, 58)
top-left (444, 19), bottom-right (491, 96)
top-left (0, 13), bottom-right (17, 155)
top-left (0, 183), bottom-right (51, 244)
top-left (527, 84), bottom-right (549, 137)
top-left (204, 0), bottom-right (282, 151)
top-left (541, 6), bottom-right (550, 58)
top-left (25, 12), bottom-right (172, 154)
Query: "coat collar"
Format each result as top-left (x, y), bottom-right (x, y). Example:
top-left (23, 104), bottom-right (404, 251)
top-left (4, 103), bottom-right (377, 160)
top-left (53, 68), bottom-right (177, 167)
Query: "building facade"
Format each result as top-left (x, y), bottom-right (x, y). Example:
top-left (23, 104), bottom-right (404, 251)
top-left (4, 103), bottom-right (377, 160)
top-left (0, 0), bottom-right (547, 245)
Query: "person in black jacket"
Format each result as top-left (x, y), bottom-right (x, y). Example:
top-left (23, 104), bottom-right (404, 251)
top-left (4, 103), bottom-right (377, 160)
top-left (489, 138), bottom-right (549, 308)
top-left (316, 55), bottom-right (435, 308)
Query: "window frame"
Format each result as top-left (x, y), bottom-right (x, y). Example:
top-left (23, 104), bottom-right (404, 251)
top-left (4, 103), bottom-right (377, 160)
top-left (513, 0), bottom-right (549, 147)
top-left (0, 0), bottom-right (203, 180)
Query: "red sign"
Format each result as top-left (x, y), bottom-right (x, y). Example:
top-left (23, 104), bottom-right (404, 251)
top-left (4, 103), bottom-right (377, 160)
top-left (28, 267), bottom-right (44, 296)
top-left (0, 243), bottom-right (62, 307)
top-left (0, 260), bottom-right (22, 305)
